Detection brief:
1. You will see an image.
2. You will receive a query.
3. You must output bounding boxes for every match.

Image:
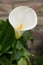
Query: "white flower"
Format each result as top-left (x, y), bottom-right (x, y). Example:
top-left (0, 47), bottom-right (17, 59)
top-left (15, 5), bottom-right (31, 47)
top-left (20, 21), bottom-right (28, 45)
top-left (9, 6), bottom-right (37, 39)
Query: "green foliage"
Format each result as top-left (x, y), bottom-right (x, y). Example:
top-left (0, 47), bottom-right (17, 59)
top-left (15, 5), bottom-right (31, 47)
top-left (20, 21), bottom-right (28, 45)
top-left (0, 19), bottom-right (43, 65)
top-left (0, 19), bottom-right (15, 54)
top-left (13, 50), bottom-right (23, 61)
top-left (17, 57), bottom-right (28, 65)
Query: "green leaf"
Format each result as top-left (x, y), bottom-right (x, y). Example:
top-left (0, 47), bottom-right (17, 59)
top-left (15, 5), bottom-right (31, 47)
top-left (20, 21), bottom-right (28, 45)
top-left (0, 19), bottom-right (15, 54)
top-left (35, 55), bottom-right (43, 65)
top-left (16, 40), bottom-right (24, 50)
top-left (13, 50), bottom-right (23, 61)
top-left (17, 57), bottom-right (28, 65)
top-left (23, 30), bottom-right (33, 40)
top-left (0, 20), bottom-right (7, 53)
top-left (0, 19), bottom-right (5, 30)
top-left (0, 20), bottom-right (8, 52)
top-left (15, 35), bottom-right (27, 50)
top-left (23, 48), bottom-right (33, 58)
top-left (0, 56), bottom-right (9, 65)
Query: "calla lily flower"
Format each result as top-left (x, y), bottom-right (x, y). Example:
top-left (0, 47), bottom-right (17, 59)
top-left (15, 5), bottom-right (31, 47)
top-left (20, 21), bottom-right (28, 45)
top-left (9, 6), bottom-right (37, 39)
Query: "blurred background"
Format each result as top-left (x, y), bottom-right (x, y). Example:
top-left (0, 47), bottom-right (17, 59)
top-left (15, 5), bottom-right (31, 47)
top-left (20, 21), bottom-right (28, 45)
top-left (0, 0), bottom-right (43, 58)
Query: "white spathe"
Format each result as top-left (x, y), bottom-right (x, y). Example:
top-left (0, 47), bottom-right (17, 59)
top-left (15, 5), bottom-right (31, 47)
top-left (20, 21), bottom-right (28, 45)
top-left (9, 6), bottom-right (38, 39)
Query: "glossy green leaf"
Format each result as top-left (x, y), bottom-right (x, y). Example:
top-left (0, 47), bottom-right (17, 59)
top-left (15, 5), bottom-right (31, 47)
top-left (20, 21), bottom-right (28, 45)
top-left (17, 57), bottom-right (28, 65)
top-left (16, 37), bottom-right (27, 50)
top-left (13, 50), bottom-right (23, 61)
top-left (0, 19), bottom-right (7, 41)
top-left (23, 48), bottom-right (33, 57)
top-left (16, 40), bottom-right (24, 50)
top-left (0, 19), bottom-right (15, 54)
